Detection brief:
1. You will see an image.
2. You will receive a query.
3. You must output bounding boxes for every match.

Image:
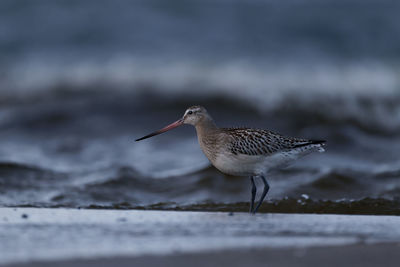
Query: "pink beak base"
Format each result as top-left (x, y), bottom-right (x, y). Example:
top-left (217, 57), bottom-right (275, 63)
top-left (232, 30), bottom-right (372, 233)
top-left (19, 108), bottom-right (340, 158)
top-left (135, 119), bottom-right (184, 141)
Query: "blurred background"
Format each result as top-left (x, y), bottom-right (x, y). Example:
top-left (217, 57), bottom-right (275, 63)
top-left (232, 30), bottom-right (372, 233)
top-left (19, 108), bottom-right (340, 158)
top-left (0, 0), bottom-right (399, 213)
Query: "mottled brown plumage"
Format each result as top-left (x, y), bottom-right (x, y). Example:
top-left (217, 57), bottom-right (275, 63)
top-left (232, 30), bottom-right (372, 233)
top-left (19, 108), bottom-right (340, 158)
top-left (223, 128), bottom-right (325, 156)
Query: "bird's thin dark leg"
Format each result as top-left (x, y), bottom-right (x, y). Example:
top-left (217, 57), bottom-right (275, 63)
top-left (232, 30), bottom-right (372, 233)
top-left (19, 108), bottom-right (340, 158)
top-left (252, 176), bottom-right (269, 214)
top-left (249, 176), bottom-right (257, 213)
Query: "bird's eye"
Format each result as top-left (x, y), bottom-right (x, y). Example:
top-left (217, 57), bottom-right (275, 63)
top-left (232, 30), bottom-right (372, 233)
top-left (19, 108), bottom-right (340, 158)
top-left (188, 111), bottom-right (193, 115)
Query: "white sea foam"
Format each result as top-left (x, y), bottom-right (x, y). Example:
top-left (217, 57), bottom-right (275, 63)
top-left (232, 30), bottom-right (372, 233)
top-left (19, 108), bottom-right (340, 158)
top-left (3, 57), bottom-right (400, 104)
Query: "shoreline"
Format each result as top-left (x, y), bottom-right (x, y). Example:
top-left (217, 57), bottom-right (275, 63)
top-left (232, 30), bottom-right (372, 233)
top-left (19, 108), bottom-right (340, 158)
top-left (1, 208), bottom-right (400, 266)
top-left (4, 196), bottom-right (400, 215)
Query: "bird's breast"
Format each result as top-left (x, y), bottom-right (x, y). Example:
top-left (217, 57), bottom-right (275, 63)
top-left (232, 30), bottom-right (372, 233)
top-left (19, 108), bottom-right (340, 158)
top-left (197, 134), bottom-right (218, 163)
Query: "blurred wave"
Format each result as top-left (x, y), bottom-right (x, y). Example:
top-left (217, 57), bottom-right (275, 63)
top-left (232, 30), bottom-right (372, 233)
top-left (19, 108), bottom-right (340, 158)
top-left (2, 159), bottom-right (400, 214)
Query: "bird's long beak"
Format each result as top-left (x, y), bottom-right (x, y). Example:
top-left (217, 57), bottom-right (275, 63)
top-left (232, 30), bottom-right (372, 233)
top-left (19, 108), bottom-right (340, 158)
top-left (135, 119), bottom-right (184, 141)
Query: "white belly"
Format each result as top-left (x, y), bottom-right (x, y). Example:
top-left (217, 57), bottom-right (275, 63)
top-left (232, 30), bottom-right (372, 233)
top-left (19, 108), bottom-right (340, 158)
top-left (212, 145), bottom-right (324, 176)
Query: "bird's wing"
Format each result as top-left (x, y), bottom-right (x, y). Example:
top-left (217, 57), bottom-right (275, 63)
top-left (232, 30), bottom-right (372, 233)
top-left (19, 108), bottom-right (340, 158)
top-left (223, 128), bottom-right (325, 156)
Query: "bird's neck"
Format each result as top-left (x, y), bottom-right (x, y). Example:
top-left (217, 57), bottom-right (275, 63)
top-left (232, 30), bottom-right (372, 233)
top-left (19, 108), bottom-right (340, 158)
top-left (195, 118), bottom-right (219, 162)
top-left (195, 117), bottom-right (218, 136)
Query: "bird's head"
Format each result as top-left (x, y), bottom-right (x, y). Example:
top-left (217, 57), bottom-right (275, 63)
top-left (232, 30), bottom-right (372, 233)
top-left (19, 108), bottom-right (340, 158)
top-left (182, 105), bottom-right (210, 126)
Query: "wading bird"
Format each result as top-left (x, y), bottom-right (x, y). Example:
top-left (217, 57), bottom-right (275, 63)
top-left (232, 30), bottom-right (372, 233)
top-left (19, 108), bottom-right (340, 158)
top-left (136, 106), bottom-right (325, 214)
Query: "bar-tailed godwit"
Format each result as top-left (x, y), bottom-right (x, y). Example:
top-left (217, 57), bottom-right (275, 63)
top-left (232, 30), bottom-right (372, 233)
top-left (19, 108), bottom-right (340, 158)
top-left (136, 106), bottom-right (325, 214)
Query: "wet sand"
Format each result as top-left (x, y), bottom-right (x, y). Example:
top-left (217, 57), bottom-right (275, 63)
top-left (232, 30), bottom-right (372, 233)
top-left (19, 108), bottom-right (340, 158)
top-left (1, 208), bottom-right (400, 266)
top-left (6, 243), bottom-right (400, 267)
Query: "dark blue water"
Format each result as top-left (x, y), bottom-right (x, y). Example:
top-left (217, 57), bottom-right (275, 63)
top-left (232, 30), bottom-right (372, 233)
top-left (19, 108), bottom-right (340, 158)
top-left (0, 0), bottom-right (399, 214)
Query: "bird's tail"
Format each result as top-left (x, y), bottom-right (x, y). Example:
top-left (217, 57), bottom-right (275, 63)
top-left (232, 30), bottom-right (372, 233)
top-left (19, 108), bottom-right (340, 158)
top-left (294, 140), bottom-right (326, 153)
top-left (311, 140), bottom-right (326, 152)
